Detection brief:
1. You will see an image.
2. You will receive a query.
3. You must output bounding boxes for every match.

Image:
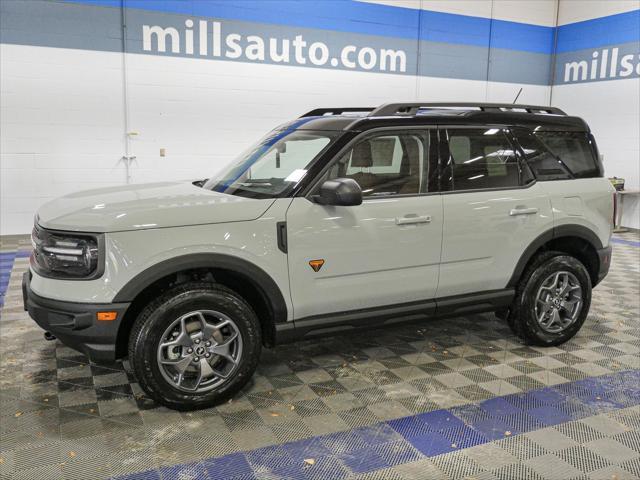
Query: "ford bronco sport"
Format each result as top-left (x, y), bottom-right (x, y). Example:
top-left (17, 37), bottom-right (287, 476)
top-left (23, 102), bottom-right (614, 410)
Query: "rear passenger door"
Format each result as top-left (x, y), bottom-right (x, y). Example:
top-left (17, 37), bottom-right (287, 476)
top-left (436, 127), bottom-right (554, 298)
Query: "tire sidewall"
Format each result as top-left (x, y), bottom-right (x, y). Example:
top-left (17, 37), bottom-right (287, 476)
top-left (520, 255), bottom-right (592, 346)
top-left (131, 286), bottom-right (260, 410)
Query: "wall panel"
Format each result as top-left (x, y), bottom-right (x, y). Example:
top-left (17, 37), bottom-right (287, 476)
top-left (2, 0), bottom-right (638, 233)
top-left (553, 1), bottom-right (640, 228)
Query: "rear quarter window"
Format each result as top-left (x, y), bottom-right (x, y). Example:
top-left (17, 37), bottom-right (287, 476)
top-left (533, 131), bottom-right (601, 178)
top-left (514, 129), bottom-right (572, 181)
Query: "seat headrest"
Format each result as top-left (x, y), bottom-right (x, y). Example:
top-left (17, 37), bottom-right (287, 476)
top-left (351, 141), bottom-right (373, 168)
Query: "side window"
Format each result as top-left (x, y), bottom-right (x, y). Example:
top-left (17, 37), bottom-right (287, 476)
top-left (443, 128), bottom-right (520, 191)
top-left (514, 129), bottom-right (572, 180)
top-left (534, 131), bottom-right (601, 178)
top-left (325, 131), bottom-right (430, 197)
top-left (346, 136), bottom-right (404, 175)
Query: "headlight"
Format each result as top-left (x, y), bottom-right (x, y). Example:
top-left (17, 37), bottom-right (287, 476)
top-left (31, 225), bottom-right (103, 279)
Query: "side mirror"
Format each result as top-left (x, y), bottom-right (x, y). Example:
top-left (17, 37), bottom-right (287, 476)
top-left (314, 178), bottom-right (363, 206)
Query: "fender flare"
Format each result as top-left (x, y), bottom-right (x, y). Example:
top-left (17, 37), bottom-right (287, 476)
top-left (112, 253), bottom-right (288, 324)
top-left (506, 224), bottom-right (603, 288)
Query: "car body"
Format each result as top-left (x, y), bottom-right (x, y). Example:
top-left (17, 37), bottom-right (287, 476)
top-left (23, 102), bottom-right (615, 409)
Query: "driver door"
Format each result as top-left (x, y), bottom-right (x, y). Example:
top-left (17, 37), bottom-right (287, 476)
top-left (285, 128), bottom-right (443, 320)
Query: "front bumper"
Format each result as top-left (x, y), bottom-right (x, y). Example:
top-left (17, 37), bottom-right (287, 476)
top-left (596, 245), bottom-right (612, 285)
top-left (22, 272), bottom-right (130, 362)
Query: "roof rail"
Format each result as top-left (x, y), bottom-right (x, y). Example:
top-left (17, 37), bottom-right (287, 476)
top-left (369, 102), bottom-right (567, 117)
top-left (300, 107), bottom-right (375, 118)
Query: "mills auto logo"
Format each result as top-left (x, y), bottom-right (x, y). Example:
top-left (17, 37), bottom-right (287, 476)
top-left (142, 19), bottom-right (408, 74)
top-left (563, 48), bottom-right (640, 83)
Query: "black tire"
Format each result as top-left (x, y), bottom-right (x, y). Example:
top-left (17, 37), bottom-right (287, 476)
top-left (128, 282), bottom-right (261, 410)
top-left (507, 251), bottom-right (592, 346)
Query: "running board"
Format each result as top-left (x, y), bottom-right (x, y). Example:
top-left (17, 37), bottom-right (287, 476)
top-left (275, 289), bottom-right (514, 344)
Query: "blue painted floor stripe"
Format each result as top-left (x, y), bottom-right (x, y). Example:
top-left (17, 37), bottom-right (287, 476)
top-left (0, 250), bottom-right (30, 258)
top-left (612, 237), bottom-right (640, 247)
top-left (0, 252), bottom-right (16, 307)
top-left (0, 251), bottom-right (29, 306)
top-left (113, 369), bottom-right (640, 480)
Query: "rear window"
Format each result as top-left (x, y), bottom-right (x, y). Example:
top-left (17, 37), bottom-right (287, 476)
top-left (533, 131), bottom-right (601, 178)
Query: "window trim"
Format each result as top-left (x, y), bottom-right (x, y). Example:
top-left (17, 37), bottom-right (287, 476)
top-left (437, 125), bottom-right (534, 195)
top-left (438, 181), bottom-right (537, 195)
top-left (504, 128), bottom-right (536, 185)
top-left (301, 126), bottom-right (439, 201)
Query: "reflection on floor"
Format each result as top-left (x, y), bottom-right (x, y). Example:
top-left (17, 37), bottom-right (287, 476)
top-left (0, 232), bottom-right (638, 480)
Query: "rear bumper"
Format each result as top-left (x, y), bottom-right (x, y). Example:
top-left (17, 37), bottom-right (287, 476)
top-left (596, 245), bottom-right (612, 285)
top-left (22, 272), bottom-right (129, 362)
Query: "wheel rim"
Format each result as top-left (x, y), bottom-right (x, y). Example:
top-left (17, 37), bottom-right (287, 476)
top-left (156, 310), bottom-right (243, 393)
top-left (534, 271), bottom-right (583, 334)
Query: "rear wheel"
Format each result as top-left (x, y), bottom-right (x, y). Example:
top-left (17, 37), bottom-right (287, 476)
top-left (507, 252), bottom-right (592, 346)
top-left (128, 282), bottom-right (261, 410)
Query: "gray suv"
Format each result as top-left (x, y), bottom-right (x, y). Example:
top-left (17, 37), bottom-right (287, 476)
top-left (23, 103), bottom-right (614, 410)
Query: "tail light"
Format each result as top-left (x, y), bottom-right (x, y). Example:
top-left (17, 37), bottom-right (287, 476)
top-left (612, 192), bottom-right (617, 228)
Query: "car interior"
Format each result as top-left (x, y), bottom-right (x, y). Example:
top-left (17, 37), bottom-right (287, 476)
top-left (331, 134), bottom-right (428, 196)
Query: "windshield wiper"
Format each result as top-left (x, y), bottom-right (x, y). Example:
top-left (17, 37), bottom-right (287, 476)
top-left (238, 181), bottom-right (273, 187)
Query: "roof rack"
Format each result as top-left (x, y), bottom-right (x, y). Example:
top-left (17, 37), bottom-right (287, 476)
top-left (300, 107), bottom-right (375, 117)
top-left (369, 102), bottom-right (567, 117)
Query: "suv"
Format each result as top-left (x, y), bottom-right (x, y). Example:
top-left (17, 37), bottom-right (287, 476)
top-left (23, 102), bottom-right (614, 410)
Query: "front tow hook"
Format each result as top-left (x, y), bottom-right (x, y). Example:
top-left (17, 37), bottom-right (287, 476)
top-left (44, 331), bottom-right (56, 341)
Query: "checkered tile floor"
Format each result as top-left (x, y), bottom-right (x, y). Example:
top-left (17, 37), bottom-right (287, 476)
top-left (1, 232), bottom-right (638, 480)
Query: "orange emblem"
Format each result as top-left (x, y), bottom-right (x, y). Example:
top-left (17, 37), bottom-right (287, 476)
top-left (309, 259), bottom-right (325, 272)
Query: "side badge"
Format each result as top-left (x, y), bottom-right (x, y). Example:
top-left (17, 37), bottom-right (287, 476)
top-left (309, 259), bottom-right (325, 272)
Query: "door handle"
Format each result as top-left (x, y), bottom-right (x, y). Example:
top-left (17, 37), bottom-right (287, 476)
top-left (396, 214), bottom-right (431, 225)
top-left (509, 207), bottom-right (539, 216)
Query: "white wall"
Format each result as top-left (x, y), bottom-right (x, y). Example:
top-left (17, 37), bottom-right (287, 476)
top-left (0, 45), bottom-right (128, 233)
top-left (557, 0), bottom-right (638, 24)
top-left (3, 0), bottom-right (639, 233)
top-left (0, 0), bottom-right (559, 234)
top-left (366, 0), bottom-right (558, 25)
top-left (553, 0), bottom-right (640, 229)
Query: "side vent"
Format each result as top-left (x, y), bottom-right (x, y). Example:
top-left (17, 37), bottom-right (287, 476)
top-left (277, 222), bottom-right (287, 253)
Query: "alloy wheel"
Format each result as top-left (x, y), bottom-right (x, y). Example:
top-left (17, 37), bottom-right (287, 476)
top-left (156, 310), bottom-right (243, 393)
top-left (534, 271), bottom-right (583, 334)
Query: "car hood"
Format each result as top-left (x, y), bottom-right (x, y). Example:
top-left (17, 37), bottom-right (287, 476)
top-left (36, 181), bottom-right (276, 233)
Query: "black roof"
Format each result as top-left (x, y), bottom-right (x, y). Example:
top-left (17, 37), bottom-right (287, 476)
top-left (294, 102), bottom-right (589, 132)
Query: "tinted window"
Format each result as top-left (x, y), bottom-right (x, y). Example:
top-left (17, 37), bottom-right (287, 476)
top-left (534, 131), bottom-right (600, 178)
top-left (515, 129), bottom-right (572, 180)
top-left (325, 131), bottom-right (430, 196)
top-left (443, 128), bottom-right (520, 191)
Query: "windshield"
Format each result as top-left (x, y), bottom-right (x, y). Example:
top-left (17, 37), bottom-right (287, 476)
top-left (204, 129), bottom-right (340, 198)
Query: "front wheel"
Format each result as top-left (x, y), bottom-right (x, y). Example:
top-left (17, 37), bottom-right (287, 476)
top-left (128, 282), bottom-right (261, 410)
top-left (507, 252), bottom-right (592, 346)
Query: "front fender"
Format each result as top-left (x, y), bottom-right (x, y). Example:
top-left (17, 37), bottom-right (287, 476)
top-left (112, 252), bottom-right (287, 324)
